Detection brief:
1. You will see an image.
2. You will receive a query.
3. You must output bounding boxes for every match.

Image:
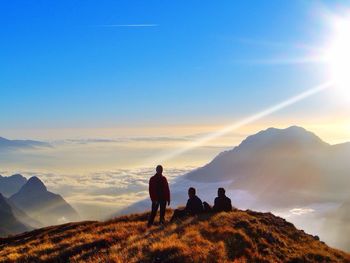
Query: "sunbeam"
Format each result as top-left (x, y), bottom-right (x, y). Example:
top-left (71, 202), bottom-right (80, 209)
top-left (147, 81), bottom-right (333, 165)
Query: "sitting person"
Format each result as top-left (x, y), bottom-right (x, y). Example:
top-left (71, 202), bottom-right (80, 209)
top-left (171, 187), bottom-right (203, 221)
top-left (213, 187), bottom-right (232, 212)
top-left (203, 187), bottom-right (232, 213)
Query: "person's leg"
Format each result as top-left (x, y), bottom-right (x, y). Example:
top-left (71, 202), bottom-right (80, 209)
top-left (148, 201), bottom-right (159, 227)
top-left (170, 208), bottom-right (188, 222)
top-left (159, 200), bottom-right (166, 224)
top-left (170, 209), bottom-right (180, 222)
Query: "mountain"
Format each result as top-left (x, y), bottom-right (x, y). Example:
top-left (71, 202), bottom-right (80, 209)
top-left (185, 126), bottom-right (350, 207)
top-left (9, 176), bottom-right (79, 226)
top-left (0, 136), bottom-right (51, 150)
top-left (0, 209), bottom-right (348, 262)
top-left (0, 174), bottom-right (27, 197)
top-left (0, 193), bottom-right (29, 237)
top-left (5, 198), bottom-right (43, 229)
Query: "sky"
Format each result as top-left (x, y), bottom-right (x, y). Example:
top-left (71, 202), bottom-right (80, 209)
top-left (1, 0), bottom-right (350, 212)
top-left (1, 0), bottom-right (349, 132)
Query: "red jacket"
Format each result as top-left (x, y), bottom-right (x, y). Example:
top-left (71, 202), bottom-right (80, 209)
top-left (149, 174), bottom-right (170, 202)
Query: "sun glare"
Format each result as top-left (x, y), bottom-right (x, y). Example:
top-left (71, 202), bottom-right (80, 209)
top-left (325, 14), bottom-right (350, 101)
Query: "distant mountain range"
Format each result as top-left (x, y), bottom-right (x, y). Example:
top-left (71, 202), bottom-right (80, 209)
top-left (0, 136), bottom-right (51, 150)
top-left (0, 175), bottom-right (79, 237)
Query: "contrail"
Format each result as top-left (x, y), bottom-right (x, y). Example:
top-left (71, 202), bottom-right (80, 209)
top-left (150, 81), bottom-right (333, 165)
top-left (94, 24), bottom-right (158, 27)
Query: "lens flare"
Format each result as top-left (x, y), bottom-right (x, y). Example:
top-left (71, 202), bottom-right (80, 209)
top-left (325, 15), bottom-right (350, 101)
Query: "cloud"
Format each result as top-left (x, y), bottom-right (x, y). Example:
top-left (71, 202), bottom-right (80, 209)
top-left (289, 207), bottom-right (315, 215)
top-left (55, 135), bottom-right (202, 145)
top-left (0, 137), bottom-right (52, 151)
top-left (2, 167), bottom-right (193, 218)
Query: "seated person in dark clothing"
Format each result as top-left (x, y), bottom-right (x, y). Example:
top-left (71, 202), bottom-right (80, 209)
top-left (171, 187), bottom-right (203, 221)
top-left (213, 187), bottom-right (232, 212)
top-left (203, 187), bottom-right (232, 213)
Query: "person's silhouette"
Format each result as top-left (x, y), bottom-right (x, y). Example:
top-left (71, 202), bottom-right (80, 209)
top-left (171, 187), bottom-right (203, 221)
top-left (213, 187), bottom-right (232, 212)
top-left (186, 187), bottom-right (204, 215)
top-left (147, 165), bottom-right (170, 227)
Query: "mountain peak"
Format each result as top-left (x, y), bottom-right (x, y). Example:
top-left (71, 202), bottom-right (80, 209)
top-left (237, 125), bottom-right (327, 151)
top-left (11, 174), bottom-right (26, 180)
top-left (21, 176), bottom-right (47, 193)
top-left (0, 174), bottom-right (28, 197)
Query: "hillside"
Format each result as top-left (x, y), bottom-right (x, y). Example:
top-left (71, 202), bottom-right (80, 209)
top-left (0, 209), bottom-right (349, 263)
top-left (0, 194), bottom-right (29, 237)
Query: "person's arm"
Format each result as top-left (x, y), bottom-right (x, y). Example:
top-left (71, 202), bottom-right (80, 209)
top-left (228, 198), bottom-right (232, 211)
top-left (194, 198), bottom-right (203, 214)
top-left (199, 199), bottom-right (204, 213)
top-left (185, 199), bottom-right (191, 213)
top-left (164, 177), bottom-right (170, 206)
top-left (213, 197), bottom-right (218, 211)
top-left (149, 177), bottom-right (156, 202)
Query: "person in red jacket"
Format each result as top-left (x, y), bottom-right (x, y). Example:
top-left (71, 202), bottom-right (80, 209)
top-left (147, 165), bottom-right (170, 227)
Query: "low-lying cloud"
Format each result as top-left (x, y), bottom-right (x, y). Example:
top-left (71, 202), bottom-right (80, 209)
top-left (1, 167), bottom-right (193, 219)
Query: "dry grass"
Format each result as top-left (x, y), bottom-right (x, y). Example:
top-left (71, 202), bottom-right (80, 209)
top-left (0, 209), bottom-right (349, 263)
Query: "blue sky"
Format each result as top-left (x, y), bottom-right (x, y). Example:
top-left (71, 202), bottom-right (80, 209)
top-left (0, 0), bottom-right (348, 131)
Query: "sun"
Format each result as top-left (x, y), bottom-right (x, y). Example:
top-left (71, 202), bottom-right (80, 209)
top-left (324, 15), bottom-right (350, 101)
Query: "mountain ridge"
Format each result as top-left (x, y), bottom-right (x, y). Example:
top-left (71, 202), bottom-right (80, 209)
top-left (185, 126), bottom-right (349, 198)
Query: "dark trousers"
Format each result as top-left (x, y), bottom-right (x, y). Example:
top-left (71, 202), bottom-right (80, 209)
top-left (170, 208), bottom-right (189, 222)
top-left (148, 200), bottom-right (166, 226)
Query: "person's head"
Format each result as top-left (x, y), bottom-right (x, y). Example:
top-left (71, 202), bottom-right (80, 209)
top-left (156, 165), bottom-right (163, 175)
top-left (218, 187), bottom-right (226, 198)
top-left (188, 187), bottom-right (196, 198)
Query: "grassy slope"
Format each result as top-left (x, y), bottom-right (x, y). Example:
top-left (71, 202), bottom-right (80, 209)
top-left (0, 209), bottom-right (349, 263)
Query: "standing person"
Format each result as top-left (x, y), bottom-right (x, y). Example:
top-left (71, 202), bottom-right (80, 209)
top-left (148, 165), bottom-right (170, 227)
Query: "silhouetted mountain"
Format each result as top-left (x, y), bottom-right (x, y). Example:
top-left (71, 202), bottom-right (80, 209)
top-left (0, 174), bottom-right (27, 197)
top-left (0, 193), bottom-right (29, 237)
top-left (5, 198), bottom-right (43, 229)
top-left (185, 126), bottom-right (350, 207)
top-left (0, 209), bottom-right (348, 262)
top-left (10, 176), bottom-right (79, 226)
top-left (0, 136), bottom-right (51, 150)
